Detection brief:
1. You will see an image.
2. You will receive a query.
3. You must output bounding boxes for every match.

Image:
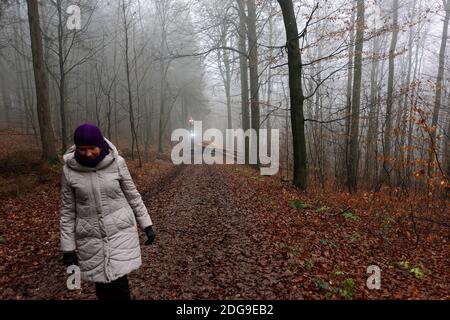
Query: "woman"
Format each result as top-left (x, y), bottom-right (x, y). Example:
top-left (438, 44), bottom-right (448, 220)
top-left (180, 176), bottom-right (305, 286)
top-left (59, 123), bottom-right (156, 300)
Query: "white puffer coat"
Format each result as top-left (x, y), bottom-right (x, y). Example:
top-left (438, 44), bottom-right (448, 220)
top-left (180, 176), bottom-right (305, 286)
top-left (59, 137), bottom-right (153, 283)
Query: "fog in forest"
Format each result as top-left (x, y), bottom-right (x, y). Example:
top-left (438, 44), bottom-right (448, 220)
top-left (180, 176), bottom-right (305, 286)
top-left (0, 0), bottom-right (449, 193)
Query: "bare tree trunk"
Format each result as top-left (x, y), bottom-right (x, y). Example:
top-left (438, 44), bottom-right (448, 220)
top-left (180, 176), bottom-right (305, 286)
top-left (158, 57), bottom-right (167, 154)
top-left (379, 0), bottom-right (399, 188)
top-left (237, 0), bottom-right (250, 163)
top-left (406, 15), bottom-right (425, 187)
top-left (0, 60), bottom-right (11, 131)
top-left (56, 0), bottom-right (68, 152)
top-left (247, 0), bottom-right (260, 164)
top-left (395, 0), bottom-right (417, 190)
top-left (277, 0), bottom-right (307, 190)
top-left (15, 0), bottom-right (37, 137)
top-left (217, 18), bottom-right (233, 133)
top-left (144, 95), bottom-right (153, 161)
top-left (364, 34), bottom-right (381, 187)
top-left (132, 23), bottom-right (142, 160)
top-left (343, 0), bottom-right (356, 186)
top-left (428, 0), bottom-right (450, 179)
top-left (26, 0), bottom-right (58, 163)
top-left (347, 0), bottom-right (365, 193)
top-left (445, 107), bottom-right (450, 182)
top-left (156, 0), bottom-right (168, 155)
top-left (265, 6), bottom-right (274, 156)
top-left (121, 0), bottom-right (141, 166)
top-left (114, 3), bottom-right (120, 146)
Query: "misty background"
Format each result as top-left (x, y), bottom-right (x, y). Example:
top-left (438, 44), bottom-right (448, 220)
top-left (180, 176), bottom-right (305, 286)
top-left (0, 0), bottom-right (448, 193)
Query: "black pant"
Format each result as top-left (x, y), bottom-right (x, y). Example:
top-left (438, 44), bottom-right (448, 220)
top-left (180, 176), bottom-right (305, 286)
top-left (95, 275), bottom-right (131, 300)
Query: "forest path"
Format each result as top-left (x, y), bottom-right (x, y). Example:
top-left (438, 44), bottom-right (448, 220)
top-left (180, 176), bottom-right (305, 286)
top-left (134, 164), bottom-right (289, 299)
top-left (1, 159), bottom-right (447, 300)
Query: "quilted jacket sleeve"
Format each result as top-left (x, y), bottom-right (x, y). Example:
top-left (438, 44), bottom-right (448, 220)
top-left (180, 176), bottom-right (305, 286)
top-left (60, 167), bottom-right (77, 252)
top-left (117, 156), bottom-right (153, 230)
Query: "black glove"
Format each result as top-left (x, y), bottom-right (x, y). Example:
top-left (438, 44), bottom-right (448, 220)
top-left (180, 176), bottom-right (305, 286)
top-left (63, 251), bottom-right (78, 267)
top-left (144, 226), bottom-right (156, 245)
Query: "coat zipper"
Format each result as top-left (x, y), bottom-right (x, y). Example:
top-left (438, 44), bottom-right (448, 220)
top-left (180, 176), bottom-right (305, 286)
top-left (91, 170), bottom-right (112, 282)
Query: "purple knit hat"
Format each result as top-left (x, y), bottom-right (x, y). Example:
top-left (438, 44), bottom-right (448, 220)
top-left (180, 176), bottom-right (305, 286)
top-left (74, 123), bottom-right (107, 148)
top-left (73, 123), bottom-right (110, 167)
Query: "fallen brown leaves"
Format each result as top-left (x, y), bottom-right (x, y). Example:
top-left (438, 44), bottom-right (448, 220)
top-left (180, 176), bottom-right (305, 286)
top-left (0, 138), bottom-right (175, 299)
top-left (218, 165), bottom-right (449, 299)
top-left (0, 136), bottom-right (448, 299)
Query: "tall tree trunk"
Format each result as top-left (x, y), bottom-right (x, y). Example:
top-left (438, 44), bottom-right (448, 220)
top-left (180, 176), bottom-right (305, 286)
top-left (56, 0), bottom-right (67, 152)
top-left (0, 60), bottom-right (11, 131)
top-left (158, 60), bottom-right (167, 154)
top-left (157, 2), bottom-right (168, 155)
top-left (428, 0), bottom-right (450, 179)
top-left (122, 0), bottom-right (141, 166)
top-left (277, 0), bottom-right (307, 190)
top-left (343, 0), bottom-right (356, 186)
top-left (364, 34), bottom-right (381, 186)
top-left (265, 6), bottom-right (274, 157)
top-left (224, 49), bottom-right (232, 131)
top-left (237, 0), bottom-right (250, 163)
top-left (26, 0), bottom-right (58, 163)
top-left (380, 0), bottom-right (399, 188)
top-left (406, 15), bottom-right (425, 187)
top-left (347, 0), bottom-right (365, 193)
top-left (445, 107), bottom-right (450, 183)
top-left (132, 23), bottom-right (142, 161)
top-left (396, 0), bottom-right (417, 189)
top-left (15, 0), bottom-right (37, 137)
top-left (246, 0), bottom-right (260, 164)
top-left (218, 18), bottom-right (232, 135)
top-left (114, 3), bottom-right (120, 146)
top-left (219, 18), bottom-right (232, 132)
